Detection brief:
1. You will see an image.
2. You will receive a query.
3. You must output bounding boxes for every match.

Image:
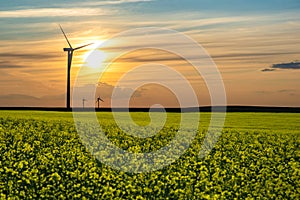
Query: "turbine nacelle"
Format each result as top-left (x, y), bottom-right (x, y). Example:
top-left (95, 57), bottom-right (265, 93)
top-left (63, 48), bottom-right (73, 52)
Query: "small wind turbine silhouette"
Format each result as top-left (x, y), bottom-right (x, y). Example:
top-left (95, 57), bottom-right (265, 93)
top-left (82, 98), bottom-right (87, 109)
top-left (59, 25), bottom-right (93, 111)
top-left (96, 96), bottom-right (104, 109)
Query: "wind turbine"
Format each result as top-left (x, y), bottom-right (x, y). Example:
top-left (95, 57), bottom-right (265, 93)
top-left (59, 25), bottom-right (93, 111)
top-left (96, 96), bottom-right (104, 109)
top-left (82, 98), bottom-right (87, 109)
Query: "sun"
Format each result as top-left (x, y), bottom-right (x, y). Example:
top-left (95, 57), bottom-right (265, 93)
top-left (82, 40), bottom-right (107, 69)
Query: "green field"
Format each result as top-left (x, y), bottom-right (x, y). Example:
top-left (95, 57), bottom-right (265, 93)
top-left (0, 111), bottom-right (299, 199)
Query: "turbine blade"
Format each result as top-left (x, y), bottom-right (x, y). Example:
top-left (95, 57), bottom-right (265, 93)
top-left (74, 43), bottom-right (93, 50)
top-left (59, 24), bottom-right (72, 49)
top-left (97, 97), bottom-right (104, 102)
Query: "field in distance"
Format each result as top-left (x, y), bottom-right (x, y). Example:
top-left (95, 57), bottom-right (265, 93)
top-left (0, 111), bottom-right (299, 199)
top-left (1, 110), bottom-right (299, 132)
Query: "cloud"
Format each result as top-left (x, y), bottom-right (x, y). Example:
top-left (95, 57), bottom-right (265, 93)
top-left (255, 89), bottom-right (296, 96)
top-left (97, 82), bottom-right (142, 99)
top-left (0, 65), bottom-right (26, 69)
top-left (278, 89), bottom-right (295, 93)
top-left (0, 94), bottom-right (40, 107)
top-left (0, 8), bottom-right (113, 18)
top-left (277, 89), bottom-right (296, 96)
top-left (262, 61), bottom-right (300, 72)
top-left (0, 94), bottom-right (66, 107)
top-left (105, 49), bottom-right (298, 67)
top-left (94, 82), bottom-right (184, 108)
top-left (116, 51), bottom-right (194, 63)
top-left (255, 90), bottom-right (271, 94)
top-left (0, 61), bottom-right (26, 69)
top-left (0, 52), bottom-right (59, 60)
top-left (41, 94), bottom-right (65, 101)
top-left (261, 68), bottom-right (276, 72)
top-left (0, 94), bottom-right (39, 101)
top-left (214, 52), bottom-right (297, 59)
top-left (74, 0), bottom-right (155, 6)
top-left (0, 52), bottom-right (62, 72)
top-left (0, 71), bottom-right (64, 99)
top-left (71, 82), bottom-right (144, 107)
top-left (272, 62), bottom-right (300, 69)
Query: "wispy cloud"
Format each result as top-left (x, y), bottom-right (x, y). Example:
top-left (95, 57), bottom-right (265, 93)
top-left (0, 8), bottom-right (113, 18)
top-left (213, 52), bottom-right (298, 59)
top-left (278, 89), bottom-right (296, 93)
top-left (272, 61), bottom-right (300, 69)
top-left (255, 89), bottom-right (296, 97)
top-left (0, 94), bottom-right (66, 107)
top-left (0, 52), bottom-right (59, 60)
top-left (261, 68), bottom-right (276, 72)
top-left (0, 65), bottom-right (25, 69)
top-left (262, 61), bottom-right (300, 72)
top-left (74, 0), bottom-right (155, 6)
top-left (0, 0), bottom-right (155, 19)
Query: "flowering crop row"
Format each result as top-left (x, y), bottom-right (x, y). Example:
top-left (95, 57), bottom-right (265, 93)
top-left (0, 114), bottom-right (299, 199)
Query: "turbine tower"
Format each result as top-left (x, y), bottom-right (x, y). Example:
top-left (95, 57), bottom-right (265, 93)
top-left (59, 25), bottom-right (92, 111)
top-left (96, 96), bottom-right (104, 109)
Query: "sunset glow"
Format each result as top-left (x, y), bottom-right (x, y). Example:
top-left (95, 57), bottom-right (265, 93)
top-left (0, 0), bottom-right (300, 107)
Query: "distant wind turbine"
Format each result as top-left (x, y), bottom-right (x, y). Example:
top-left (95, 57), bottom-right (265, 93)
top-left (96, 96), bottom-right (104, 109)
top-left (82, 98), bottom-right (87, 109)
top-left (59, 25), bottom-right (93, 111)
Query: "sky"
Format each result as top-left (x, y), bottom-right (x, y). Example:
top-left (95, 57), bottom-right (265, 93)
top-left (0, 0), bottom-right (300, 107)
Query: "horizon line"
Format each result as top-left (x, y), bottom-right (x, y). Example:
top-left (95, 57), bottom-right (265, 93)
top-left (0, 106), bottom-right (300, 113)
